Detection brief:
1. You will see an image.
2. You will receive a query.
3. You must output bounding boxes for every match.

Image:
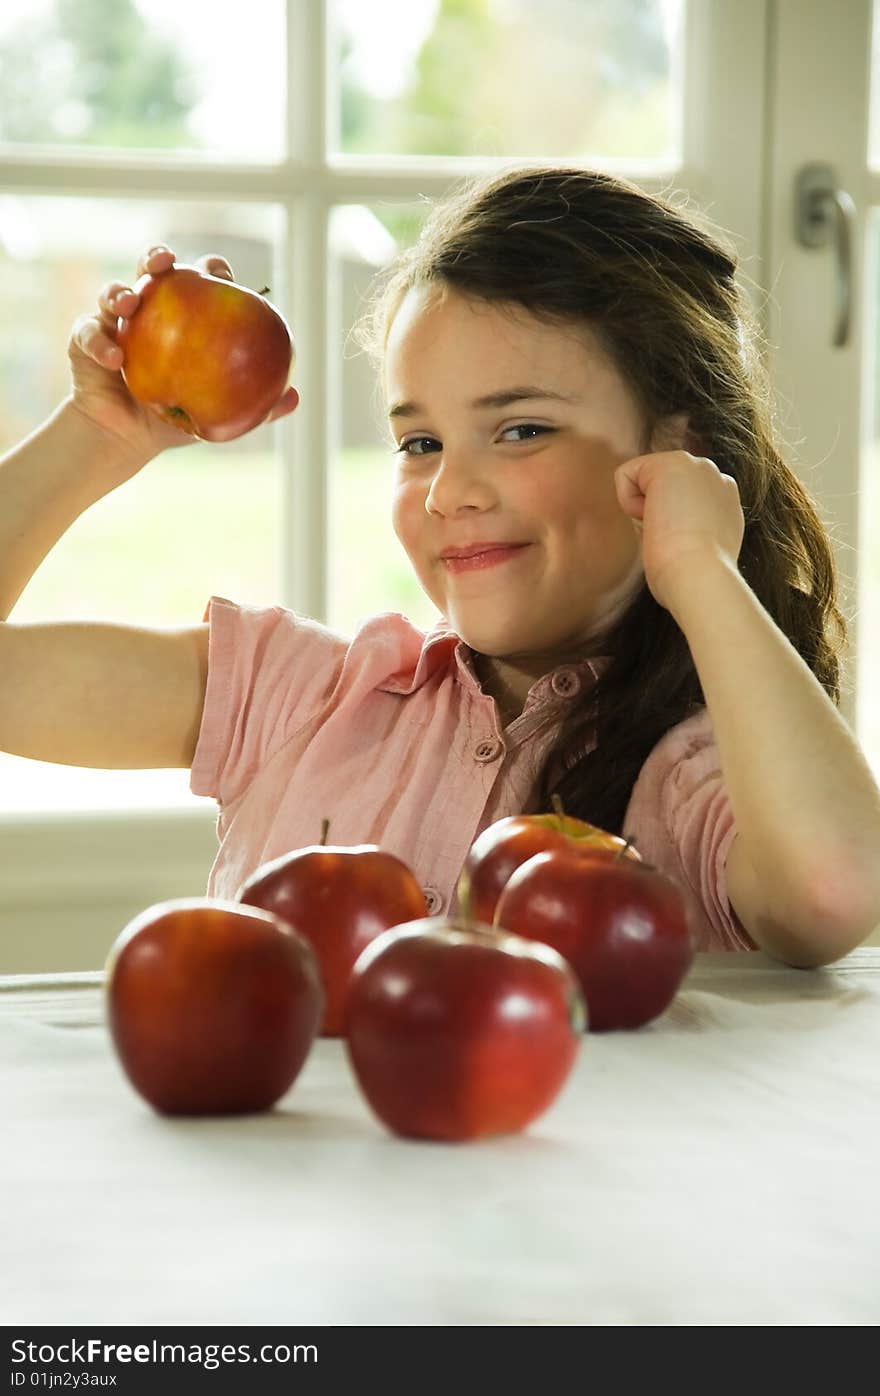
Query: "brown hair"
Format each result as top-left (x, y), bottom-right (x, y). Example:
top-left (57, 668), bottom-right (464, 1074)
top-left (353, 166), bottom-right (849, 835)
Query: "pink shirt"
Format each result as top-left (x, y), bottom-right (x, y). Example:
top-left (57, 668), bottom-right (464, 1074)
top-left (190, 595), bottom-right (758, 953)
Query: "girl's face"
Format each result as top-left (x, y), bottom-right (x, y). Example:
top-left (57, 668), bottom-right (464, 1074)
top-left (384, 284), bottom-right (675, 674)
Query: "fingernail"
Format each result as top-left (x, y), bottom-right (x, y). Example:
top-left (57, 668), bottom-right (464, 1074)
top-left (148, 245), bottom-right (170, 257)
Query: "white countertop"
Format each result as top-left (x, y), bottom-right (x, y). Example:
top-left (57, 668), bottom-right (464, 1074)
top-left (3, 949), bottom-right (879, 1326)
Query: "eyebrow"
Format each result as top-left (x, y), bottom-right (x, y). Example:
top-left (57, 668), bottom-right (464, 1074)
top-left (387, 386), bottom-right (581, 419)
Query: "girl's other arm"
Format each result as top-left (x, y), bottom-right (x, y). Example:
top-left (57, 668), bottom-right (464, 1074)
top-left (665, 554), bottom-right (880, 967)
top-left (616, 446), bottom-right (880, 967)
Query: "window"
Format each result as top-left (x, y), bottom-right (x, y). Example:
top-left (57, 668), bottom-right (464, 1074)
top-left (0, 0), bottom-right (685, 814)
top-left (5, 2), bottom-right (879, 973)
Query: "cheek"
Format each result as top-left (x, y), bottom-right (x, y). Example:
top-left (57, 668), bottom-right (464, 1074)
top-left (390, 482), bottom-right (423, 557)
top-left (544, 465), bottom-right (640, 572)
top-left (538, 463), bottom-right (622, 535)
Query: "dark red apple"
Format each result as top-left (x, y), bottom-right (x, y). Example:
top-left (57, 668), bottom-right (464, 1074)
top-left (345, 917), bottom-right (586, 1142)
top-left (494, 848), bottom-right (694, 1030)
top-left (237, 821), bottom-right (428, 1037)
top-left (458, 794), bottom-right (642, 927)
top-left (104, 897), bottom-right (323, 1115)
top-left (117, 263), bottom-right (294, 442)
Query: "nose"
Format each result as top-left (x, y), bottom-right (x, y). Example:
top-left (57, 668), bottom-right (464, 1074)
top-left (424, 450), bottom-right (498, 516)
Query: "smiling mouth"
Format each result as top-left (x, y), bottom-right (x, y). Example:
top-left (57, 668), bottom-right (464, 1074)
top-left (441, 544), bottom-right (532, 573)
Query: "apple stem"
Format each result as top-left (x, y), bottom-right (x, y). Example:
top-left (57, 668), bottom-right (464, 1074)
top-left (550, 792), bottom-right (567, 820)
top-left (319, 818), bottom-right (330, 846)
top-left (617, 835), bottom-right (638, 862)
top-left (259, 285), bottom-right (271, 296)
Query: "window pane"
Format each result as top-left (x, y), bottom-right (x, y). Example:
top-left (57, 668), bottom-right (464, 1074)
top-left (333, 0), bottom-right (684, 162)
top-left (0, 195), bottom-right (287, 811)
top-left (328, 203), bottom-right (443, 638)
top-left (0, 0), bottom-right (285, 160)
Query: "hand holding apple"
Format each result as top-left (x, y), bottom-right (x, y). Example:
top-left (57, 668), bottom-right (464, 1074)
top-left (104, 897), bottom-right (324, 1115)
top-left (116, 258), bottom-right (296, 442)
top-left (237, 820), bottom-right (429, 1037)
top-left (458, 794), bottom-right (642, 926)
top-left (345, 917), bottom-right (586, 1141)
top-left (70, 247), bottom-right (300, 474)
top-left (494, 846), bottom-right (694, 1030)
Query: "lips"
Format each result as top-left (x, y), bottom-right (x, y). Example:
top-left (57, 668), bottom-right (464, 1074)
top-left (440, 542), bottom-right (529, 560)
top-left (440, 543), bottom-right (532, 574)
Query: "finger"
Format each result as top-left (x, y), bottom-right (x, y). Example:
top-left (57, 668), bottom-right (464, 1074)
top-left (96, 281), bottom-right (137, 331)
top-left (71, 312), bottom-right (124, 370)
top-left (135, 244), bottom-right (175, 279)
top-left (620, 493), bottom-right (645, 522)
top-left (264, 385), bottom-right (300, 423)
top-left (614, 456), bottom-right (648, 514)
top-left (196, 254), bottom-right (234, 282)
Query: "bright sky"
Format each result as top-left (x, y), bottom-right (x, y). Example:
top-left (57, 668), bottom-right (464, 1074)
top-left (0, 0), bottom-right (286, 156)
top-left (336, 0), bottom-right (440, 97)
top-left (0, 0), bottom-right (441, 152)
top-left (0, 0), bottom-right (683, 153)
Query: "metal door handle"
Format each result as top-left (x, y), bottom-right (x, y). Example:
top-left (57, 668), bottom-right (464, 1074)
top-left (795, 163), bottom-right (856, 348)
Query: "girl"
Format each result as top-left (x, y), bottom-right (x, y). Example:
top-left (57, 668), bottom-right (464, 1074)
top-left (1, 166), bottom-right (879, 968)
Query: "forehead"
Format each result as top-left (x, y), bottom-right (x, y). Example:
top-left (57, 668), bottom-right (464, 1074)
top-left (383, 284), bottom-right (603, 393)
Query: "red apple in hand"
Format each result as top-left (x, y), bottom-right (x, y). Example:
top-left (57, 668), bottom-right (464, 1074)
top-left (237, 820), bottom-right (428, 1037)
top-left (458, 794), bottom-right (642, 927)
top-left (104, 897), bottom-right (323, 1115)
top-left (494, 849), bottom-right (694, 1031)
top-left (345, 918), bottom-right (586, 1141)
top-left (118, 263), bottom-right (295, 442)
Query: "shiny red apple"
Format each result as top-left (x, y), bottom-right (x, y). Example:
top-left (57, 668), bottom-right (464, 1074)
top-left (104, 897), bottom-right (323, 1115)
top-left (237, 822), bottom-right (428, 1037)
top-left (494, 848), bottom-right (694, 1031)
top-left (117, 263), bottom-right (294, 441)
top-left (458, 795), bottom-right (642, 927)
top-left (345, 917), bottom-right (587, 1142)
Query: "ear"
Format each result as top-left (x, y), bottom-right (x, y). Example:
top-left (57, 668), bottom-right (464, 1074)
top-left (649, 412), bottom-right (707, 456)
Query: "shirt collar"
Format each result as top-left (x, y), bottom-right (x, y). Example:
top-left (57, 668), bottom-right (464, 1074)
top-left (377, 614), bottom-right (611, 706)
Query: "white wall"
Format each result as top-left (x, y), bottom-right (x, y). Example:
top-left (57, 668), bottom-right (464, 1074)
top-left (0, 809), bottom-right (219, 972)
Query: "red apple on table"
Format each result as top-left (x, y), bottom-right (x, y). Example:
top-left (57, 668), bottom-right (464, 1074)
top-left (494, 848), bottom-right (694, 1030)
top-left (458, 794), bottom-right (642, 927)
top-left (104, 897), bottom-right (323, 1115)
top-left (237, 820), bottom-right (428, 1037)
top-left (117, 262), bottom-right (295, 442)
top-left (345, 917), bottom-right (586, 1142)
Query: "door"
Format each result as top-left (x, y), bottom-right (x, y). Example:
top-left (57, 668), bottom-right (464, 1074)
top-left (765, 0), bottom-right (875, 766)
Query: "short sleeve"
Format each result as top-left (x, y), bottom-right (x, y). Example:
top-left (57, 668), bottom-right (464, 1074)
top-left (189, 595), bottom-right (349, 809)
top-left (624, 710), bottom-right (759, 952)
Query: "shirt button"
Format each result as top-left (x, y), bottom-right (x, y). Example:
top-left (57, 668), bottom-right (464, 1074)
top-left (474, 737), bottom-right (504, 762)
top-left (422, 886), bottom-right (443, 914)
top-left (551, 667), bottom-right (581, 697)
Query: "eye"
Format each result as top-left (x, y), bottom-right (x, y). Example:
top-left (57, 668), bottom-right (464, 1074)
top-left (393, 436), bottom-right (440, 457)
top-left (499, 423), bottom-right (555, 443)
top-left (392, 424), bottom-right (554, 456)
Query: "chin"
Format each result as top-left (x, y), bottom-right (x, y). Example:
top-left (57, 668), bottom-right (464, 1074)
top-left (450, 622), bottom-right (531, 660)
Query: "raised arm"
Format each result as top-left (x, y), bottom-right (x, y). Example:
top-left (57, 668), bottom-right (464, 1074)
top-left (0, 246), bottom-right (297, 770)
